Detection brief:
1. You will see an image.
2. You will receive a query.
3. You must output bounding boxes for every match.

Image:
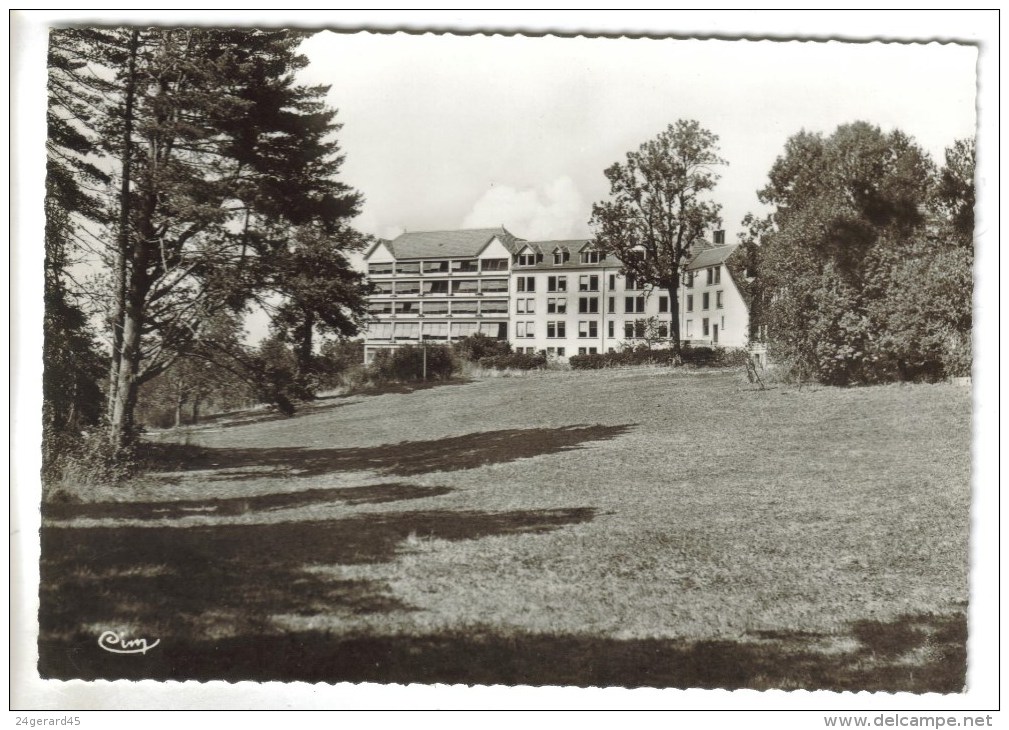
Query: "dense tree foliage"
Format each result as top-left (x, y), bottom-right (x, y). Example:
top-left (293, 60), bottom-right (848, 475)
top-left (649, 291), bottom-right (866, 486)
top-left (749, 123), bottom-right (973, 384)
top-left (43, 30), bottom-right (114, 456)
top-left (45, 28), bottom-right (370, 449)
top-left (589, 120), bottom-right (726, 356)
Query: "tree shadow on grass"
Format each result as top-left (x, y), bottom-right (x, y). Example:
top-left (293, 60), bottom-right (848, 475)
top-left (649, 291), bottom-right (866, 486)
top-left (39, 506), bottom-right (597, 667)
top-left (150, 424), bottom-right (634, 480)
top-left (44, 483), bottom-right (454, 521)
top-left (153, 380), bottom-right (474, 433)
top-left (38, 610), bottom-right (966, 693)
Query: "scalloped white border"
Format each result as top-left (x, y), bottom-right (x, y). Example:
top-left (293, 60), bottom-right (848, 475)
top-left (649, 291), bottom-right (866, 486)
top-left (10, 9), bottom-right (999, 718)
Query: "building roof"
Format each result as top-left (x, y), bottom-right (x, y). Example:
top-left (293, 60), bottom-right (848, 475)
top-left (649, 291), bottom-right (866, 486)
top-left (686, 244), bottom-right (739, 271)
top-left (510, 239), bottom-right (626, 271)
top-left (370, 227), bottom-right (524, 260)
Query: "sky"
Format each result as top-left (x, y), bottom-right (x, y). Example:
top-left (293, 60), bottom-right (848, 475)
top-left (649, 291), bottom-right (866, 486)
top-left (295, 31), bottom-right (977, 245)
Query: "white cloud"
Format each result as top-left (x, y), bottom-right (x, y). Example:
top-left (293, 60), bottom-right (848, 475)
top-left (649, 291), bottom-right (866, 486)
top-left (461, 176), bottom-right (588, 241)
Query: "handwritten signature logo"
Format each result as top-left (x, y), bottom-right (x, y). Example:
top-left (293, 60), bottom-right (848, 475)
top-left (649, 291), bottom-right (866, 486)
top-left (98, 630), bottom-right (160, 655)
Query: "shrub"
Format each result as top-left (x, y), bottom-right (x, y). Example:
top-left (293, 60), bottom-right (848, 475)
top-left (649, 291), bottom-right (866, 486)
top-left (477, 351), bottom-right (547, 371)
top-left (42, 425), bottom-right (143, 501)
top-left (316, 339), bottom-right (365, 389)
top-left (454, 333), bottom-right (512, 362)
top-left (369, 344), bottom-right (457, 383)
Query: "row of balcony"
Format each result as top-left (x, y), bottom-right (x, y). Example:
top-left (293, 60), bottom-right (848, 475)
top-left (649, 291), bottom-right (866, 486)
top-left (369, 289), bottom-right (508, 297)
top-left (368, 260), bottom-right (509, 277)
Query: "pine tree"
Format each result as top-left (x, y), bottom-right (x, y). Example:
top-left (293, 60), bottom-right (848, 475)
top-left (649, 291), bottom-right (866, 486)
top-left (47, 28), bottom-right (369, 448)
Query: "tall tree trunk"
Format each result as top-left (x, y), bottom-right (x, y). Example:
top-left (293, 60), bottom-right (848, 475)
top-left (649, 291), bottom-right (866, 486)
top-left (106, 30), bottom-right (140, 421)
top-left (109, 230), bottom-right (149, 448)
top-left (174, 378), bottom-right (184, 428)
top-left (295, 310), bottom-right (315, 399)
top-left (191, 396), bottom-right (201, 425)
top-left (667, 282), bottom-right (682, 359)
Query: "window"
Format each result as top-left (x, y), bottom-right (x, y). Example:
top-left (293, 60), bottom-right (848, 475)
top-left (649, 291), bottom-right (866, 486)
top-left (706, 267), bottom-right (714, 285)
top-left (578, 347), bottom-right (587, 355)
top-left (480, 322), bottom-right (507, 339)
top-left (516, 322), bottom-right (535, 338)
top-left (657, 323), bottom-right (669, 338)
top-left (394, 301), bottom-right (416, 314)
top-left (625, 275), bottom-right (639, 290)
top-left (423, 260), bottom-right (449, 274)
top-left (480, 300), bottom-right (508, 314)
top-left (625, 296), bottom-right (645, 314)
top-left (368, 301), bottom-right (392, 315)
top-left (608, 297), bottom-right (615, 313)
top-left (623, 321), bottom-right (647, 339)
top-left (422, 301), bottom-right (449, 315)
top-left (481, 258), bottom-right (508, 271)
top-left (685, 319), bottom-right (693, 337)
top-left (716, 290), bottom-right (724, 309)
top-left (369, 321), bottom-right (393, 339)
top-left (516, 276), bottom-right (536, 292)
top-left (394, 322), bottom-right (419, 339)
top-left (552, 249), bottom-right (570, 265)
top-left (372, 281), bottom-right (394, 294)
top-left (721, 316), bottom-right (725, 331)
top-left (702, 318), bottom-right (710, 337)
top-left (580, 250), bottom-right (601, 264)
top-left (579, 274), bottom-right (599, 291)
top-left (452, 279), bottom-right (478, 294)
top-left (452, 259), bottom-right (478, 273)
top-left (452, 300), bottom-right (478, 314)
top-left (546, 347), bottom-right (556, 357)
top-left (368, 262), bottom-right (393, 275)
top-left (686, 294), bottom-right (694, 312)
top-left (658, 296), bottom-right (669, 313)
top-left (421, 321), bottom-right (449, 340)
top-left (578, 321), bottom-right (598, 338)
top-left (684, 271), bottom-right (694, 288)
top-left (480, 278), bottom-right (508, 293)
top-left (547, 321), bottom-right (566, 338)
top-left (515, 298), bottom-right (535, 314)
top-left (608, 274), bottom-right (616, 289)
top-left (547, 297), bottom-right (567, 314)
top-left (607, 321), bottom-right (615, 338)
top-left (396, 262), bottom-right (420, 275)
top-left (451, 321), bottom-right (480, 338)
top-left (424, 280), bottom-right (449, 295)
top-left (702, 292), bottom-right (710, 310)
top-left (714, 267), bottom-right (721, 284)
top-left (578, 296), bottom-right (599, 314)
top-left (517, 253), bottom-right (537, 266)
top-left (547, 275), bottom-right (567, 292)
top-left (557, 347), bottom-right (566, 357)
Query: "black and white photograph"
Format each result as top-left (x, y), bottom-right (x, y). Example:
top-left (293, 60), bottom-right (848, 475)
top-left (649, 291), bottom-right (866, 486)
top-left (11, 9), bottom-right (997, 717)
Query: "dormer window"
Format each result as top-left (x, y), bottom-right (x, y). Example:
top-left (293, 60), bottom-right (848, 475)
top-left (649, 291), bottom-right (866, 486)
top-left (581, 250), bottom-right (602, 264)
top-left (552, 248), bottom-right (570, 265)
top-left (517, 253), bottom-right (537, 266)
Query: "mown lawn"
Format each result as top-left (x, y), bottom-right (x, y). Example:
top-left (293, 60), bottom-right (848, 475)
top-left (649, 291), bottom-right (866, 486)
top-left (39, 369), bottom-right (971, 691)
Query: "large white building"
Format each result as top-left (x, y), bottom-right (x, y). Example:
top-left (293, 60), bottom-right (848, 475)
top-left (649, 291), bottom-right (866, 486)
top-left (361, 227), bottom-right (753, 363)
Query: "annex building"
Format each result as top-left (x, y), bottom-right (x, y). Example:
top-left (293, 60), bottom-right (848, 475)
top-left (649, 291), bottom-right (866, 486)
top-left (361, 226), bottom-right (753, 363)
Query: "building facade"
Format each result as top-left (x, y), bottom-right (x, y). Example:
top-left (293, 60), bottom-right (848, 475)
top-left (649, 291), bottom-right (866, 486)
top-left (361, 227), bottom-right (753, 362)
top-left (679, 244), bottom-right (751, 349)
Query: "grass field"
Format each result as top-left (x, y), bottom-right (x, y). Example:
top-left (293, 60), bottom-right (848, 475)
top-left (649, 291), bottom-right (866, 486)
top-left (39, 369), bottom-right (971, 691)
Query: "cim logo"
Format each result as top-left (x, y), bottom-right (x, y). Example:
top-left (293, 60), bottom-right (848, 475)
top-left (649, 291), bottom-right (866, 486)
top-left (97, 630), bottom-right (160, 655)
